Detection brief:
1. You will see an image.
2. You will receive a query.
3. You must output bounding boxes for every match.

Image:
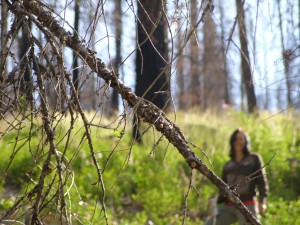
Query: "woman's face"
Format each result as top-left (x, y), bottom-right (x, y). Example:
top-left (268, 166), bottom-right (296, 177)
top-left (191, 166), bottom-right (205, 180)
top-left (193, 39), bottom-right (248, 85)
top-left (234, 131), bottom-right (246, 152)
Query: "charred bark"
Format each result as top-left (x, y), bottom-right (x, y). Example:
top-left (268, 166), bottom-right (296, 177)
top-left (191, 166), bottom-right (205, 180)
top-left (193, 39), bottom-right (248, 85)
top-left (134, 0), bottom-right (170, 141)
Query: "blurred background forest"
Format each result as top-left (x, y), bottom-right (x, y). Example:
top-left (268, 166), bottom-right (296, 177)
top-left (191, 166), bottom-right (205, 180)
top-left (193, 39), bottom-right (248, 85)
top-left (0, 0), bottom-right (300, 224)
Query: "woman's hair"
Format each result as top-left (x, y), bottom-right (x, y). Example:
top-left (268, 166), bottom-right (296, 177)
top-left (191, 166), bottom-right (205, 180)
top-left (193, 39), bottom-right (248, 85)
top-left (229, 128), bottom-right (250, 159)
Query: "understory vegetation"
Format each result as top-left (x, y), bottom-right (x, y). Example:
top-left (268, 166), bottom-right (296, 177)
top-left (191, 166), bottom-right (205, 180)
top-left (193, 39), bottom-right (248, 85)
top-left (0, 110), bottom-right (300, 224)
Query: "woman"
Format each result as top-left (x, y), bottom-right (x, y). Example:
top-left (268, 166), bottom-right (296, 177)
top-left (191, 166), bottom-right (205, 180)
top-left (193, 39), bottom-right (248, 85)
top-left (205, 128), bottom-right (268, 225)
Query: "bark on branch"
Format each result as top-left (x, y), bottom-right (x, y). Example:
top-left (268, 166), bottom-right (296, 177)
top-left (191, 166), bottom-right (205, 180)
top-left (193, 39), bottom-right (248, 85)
top-left (8, 1), bottom-right (260, 224)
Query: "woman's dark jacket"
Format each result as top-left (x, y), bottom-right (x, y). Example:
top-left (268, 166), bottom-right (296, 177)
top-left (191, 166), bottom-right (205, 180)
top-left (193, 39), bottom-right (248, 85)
top-left (217, 153), bottom-right (268, 204)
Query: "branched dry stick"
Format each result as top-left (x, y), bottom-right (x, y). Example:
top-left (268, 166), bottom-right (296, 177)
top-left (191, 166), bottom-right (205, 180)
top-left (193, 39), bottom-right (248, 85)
top-left (19, 16), bottom-right (71, 224)
top-left (182, 169), bottom-right (193, 225)
top-left (7, 0), bottom-right (261, 224)
top-left (32, 51), bottom-right (70, 225)
top-left (64, 70), bottom-right (109, 224)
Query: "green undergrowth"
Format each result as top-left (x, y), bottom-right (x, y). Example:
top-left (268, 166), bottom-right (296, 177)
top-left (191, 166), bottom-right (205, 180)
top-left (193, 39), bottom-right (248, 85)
top-left (0, 110), bottom-right (300, 224)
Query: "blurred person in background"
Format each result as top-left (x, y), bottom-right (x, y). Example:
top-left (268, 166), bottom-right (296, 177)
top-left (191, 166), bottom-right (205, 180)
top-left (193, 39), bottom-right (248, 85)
top-left (204, 128), bottom-right (269, 225)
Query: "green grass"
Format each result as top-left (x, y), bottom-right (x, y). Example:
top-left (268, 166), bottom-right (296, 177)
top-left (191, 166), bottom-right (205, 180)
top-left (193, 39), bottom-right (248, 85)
top-left (0, 110), bottom-right (299, 224)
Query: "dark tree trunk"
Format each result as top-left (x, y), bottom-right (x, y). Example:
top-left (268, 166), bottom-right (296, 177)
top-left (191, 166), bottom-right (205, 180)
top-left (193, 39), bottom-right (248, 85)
top-left (1, 1), bottom-right (8, 81)
top-left (20, 20), bottom-right (33, 104)
top-left (0, 1), bottom-right (8, 112)
top-left (236, 0), bottom-right (257, 113)
top-left (112, 0), bottom-right (122, 112)
top-left (133, 0), bottom-right (170, 141)
top-left (72, 0), bottom-right (80, 100)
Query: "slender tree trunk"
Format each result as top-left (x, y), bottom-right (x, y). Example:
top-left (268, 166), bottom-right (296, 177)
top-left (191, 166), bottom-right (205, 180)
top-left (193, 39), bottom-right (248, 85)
top-left (262, 26), bottom-right (269, 110)
top-left (1, 1), bottom-right (8, 81)
top-left (203, 12), bottom-right (227, 111)
top-left (298, 0), bottom-right (300, 101)
top-left (72, 0), bottom-right (80, 100)
top-left (188, 0), bottom-right (201, 109)
top-left (89, 11), bottom-right (97, 111)
top-left (112, 0), bottom-right (122, 112)
top-left (218, 1), bottom-right (231, 105)
top-left (176, 15), bottom-right (186, 110)
top-left (20, 20), bottom-right (33, 104)
top-left (133, 0), bottom-right (170, 141)
top-left (241, 75), bottom-right (245, 111)
top-left (0, 1), bottom-right (8, 112)
top-left (277, 0), bottom-right (292, 107)
top-left (236, 0), bottom-right (257, 113)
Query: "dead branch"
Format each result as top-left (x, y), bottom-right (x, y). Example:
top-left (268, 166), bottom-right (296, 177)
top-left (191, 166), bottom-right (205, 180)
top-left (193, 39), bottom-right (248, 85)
top-left (6, 0), bottom-right (261, 224)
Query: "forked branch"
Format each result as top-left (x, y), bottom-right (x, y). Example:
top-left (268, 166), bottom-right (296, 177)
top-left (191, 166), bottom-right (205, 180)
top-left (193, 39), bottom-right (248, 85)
top-left (7, 1), bottom-right (261, 224)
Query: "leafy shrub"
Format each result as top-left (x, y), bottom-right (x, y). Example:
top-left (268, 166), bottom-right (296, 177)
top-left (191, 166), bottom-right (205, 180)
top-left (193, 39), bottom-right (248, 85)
top-left (1, 111), bottom-right (300, 224)
top-left (261, 198), bottom-right (300, 224)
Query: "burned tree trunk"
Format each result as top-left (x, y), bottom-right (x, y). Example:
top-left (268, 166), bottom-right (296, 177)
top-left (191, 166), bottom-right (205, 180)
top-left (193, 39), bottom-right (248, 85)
top-left (19, 19), bottom-right (33, 105)
top-left (111, 0), bottom-right (122, 112)
top-left (133, 0), bottom-right (170, 141)
top-left (236, 0), bottom-right (257, 113)
top-left (72, 0), bottom-right (80, 102)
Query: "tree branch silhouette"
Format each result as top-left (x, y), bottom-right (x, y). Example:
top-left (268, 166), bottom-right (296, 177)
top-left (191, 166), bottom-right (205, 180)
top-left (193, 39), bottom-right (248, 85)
top-left (5, 0), bottom-right (262, 224)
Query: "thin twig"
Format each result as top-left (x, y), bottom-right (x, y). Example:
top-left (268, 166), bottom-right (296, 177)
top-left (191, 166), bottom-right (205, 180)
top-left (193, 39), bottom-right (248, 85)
top-left (182, 169), bottom-right (193, 225)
